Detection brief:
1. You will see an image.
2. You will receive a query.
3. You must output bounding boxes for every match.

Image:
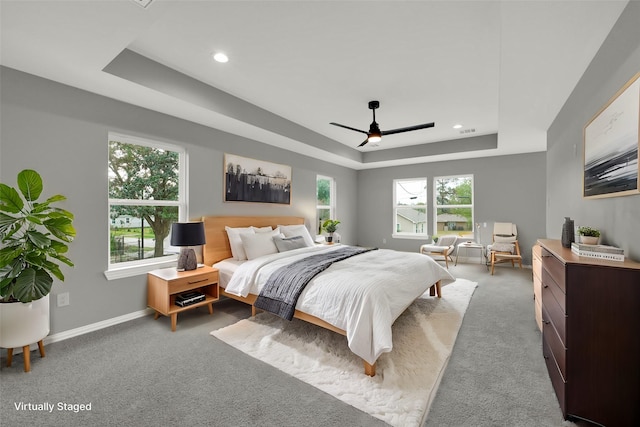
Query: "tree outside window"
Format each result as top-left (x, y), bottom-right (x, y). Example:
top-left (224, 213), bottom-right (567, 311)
top-left (434, 175), bottom-right (474, 239)
top-left (108, 136), bottom-right (185, 266)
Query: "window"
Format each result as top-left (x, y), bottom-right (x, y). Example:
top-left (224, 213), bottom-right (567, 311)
top-left (393, 178), bottom-right (427, 238)
top-left (107, 133), bottom-right (186, 275)
top-left (434, 175), bottom-right (474, 239)
top-left (316, 175), bottom-right (335, 234)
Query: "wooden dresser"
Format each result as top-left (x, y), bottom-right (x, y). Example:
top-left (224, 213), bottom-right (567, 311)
top-left (537, 239), bottom-right (640, 426)
top-left (531, 244), bottom-right (542, 331)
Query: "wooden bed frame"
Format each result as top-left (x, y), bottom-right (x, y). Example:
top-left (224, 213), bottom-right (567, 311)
top-left (202, 215), bottom-right (441, 376)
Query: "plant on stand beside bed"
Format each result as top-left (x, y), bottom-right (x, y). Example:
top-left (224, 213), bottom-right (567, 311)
top-left (322, 219), bottom-right (340, 244)
top-left (0, 169), bottom-right (75, 372)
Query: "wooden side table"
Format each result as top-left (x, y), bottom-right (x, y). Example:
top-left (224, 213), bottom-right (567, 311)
top-left (147, 266), bottom-right (219, 331)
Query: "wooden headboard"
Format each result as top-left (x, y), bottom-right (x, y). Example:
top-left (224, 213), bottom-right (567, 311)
top-left (201, 215), bottom-right (306, 266)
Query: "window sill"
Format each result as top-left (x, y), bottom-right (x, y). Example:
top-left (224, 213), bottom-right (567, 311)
top-left (104, 257), bottom-right (177, 280)
top-left (392, 234), bottom-right (430, 240)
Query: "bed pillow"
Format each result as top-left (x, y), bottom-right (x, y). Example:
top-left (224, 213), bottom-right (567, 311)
top-left (278, 224), bottom-right (315, 247)
top-left (273, 235), bottom-right (307, 253)
top-left (251, 226), bottom-right (273, 233)
top-left (225, 226), bottom-right (255, 261)
top-left (240, 229), bottom-right (282, 260)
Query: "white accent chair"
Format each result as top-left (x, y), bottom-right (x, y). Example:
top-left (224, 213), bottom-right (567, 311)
top-left (487, 223), bottom-right (522, 274)
top-left (420, 235), bottom-right (457, 268)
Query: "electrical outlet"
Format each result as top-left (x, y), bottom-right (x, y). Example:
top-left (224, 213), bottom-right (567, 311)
top-left (57, 292), bottom-right (70, 307)
top-left (382, 238), bottom-right (387, 244)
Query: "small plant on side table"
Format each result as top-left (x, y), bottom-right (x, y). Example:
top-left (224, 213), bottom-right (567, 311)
top-left (322, 219), bottom-right (340, 244)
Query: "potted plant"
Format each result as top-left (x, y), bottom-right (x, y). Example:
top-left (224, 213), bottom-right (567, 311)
top-left (577, 226), bottom-right (600, 245)
top-left (0, 169), bottom-right (75, 371)
top-left (322, 219), bottom-right (340, 244)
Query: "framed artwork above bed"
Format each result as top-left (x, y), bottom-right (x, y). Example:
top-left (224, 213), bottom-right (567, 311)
top-left (583, 72), bottom-right (640, 199)
top-left (224, 153), bottom-right (291, 204)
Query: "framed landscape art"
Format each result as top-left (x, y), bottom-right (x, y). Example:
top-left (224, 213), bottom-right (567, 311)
top-left (224, 154), bottom-right (291, 204)
top-left (583, 72), bottom-right (640, 199)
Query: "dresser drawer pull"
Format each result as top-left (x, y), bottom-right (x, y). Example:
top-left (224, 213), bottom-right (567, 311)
top-left (187, 278), bottom-right (209, 285)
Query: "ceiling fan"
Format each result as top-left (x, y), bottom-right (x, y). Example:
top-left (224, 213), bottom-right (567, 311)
top-left (330, 100), bottom-right (435, 147)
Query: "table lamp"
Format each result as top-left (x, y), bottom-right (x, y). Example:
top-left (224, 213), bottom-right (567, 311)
top-left (170, 222), bottom-right (206, 271)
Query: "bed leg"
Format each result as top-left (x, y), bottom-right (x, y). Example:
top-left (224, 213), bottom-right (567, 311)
top-left (364, 361), bottom-right (376, 376)
top-left (429, 280), bottom-right (442, 298)
top-left (251, 305), bottom-right (257, 317)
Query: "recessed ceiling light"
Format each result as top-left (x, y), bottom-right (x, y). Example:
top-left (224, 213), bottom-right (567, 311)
top-left (213, 52), bottom-right (229, 63)
top-left (453, 124), bottom-right (463, 129)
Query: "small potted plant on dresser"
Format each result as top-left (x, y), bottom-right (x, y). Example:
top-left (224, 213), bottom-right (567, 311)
top-left (322, 219), bottom-right (340, 244)
top-left (0, 169), bottom-right (76, 372)
top-left (577, 226), bottom-right (600, 245)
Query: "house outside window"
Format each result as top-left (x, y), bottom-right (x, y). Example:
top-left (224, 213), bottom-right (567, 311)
top-left (434, 175), bottom-right (474, 239)
top-left (316, 175), bottom-right (335, 234)
top-left (393, 178), bottom-right (428, 238)
top-left (107, 133), bottom-right (186, 276)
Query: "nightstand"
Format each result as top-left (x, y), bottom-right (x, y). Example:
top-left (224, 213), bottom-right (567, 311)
top-left (147, 266), bottom-right (219, 331)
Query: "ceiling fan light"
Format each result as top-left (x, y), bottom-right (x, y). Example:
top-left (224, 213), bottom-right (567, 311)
top-left (368, 133), bottom-right (382, 143)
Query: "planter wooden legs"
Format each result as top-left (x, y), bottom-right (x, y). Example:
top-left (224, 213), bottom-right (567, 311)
top-left (5, 340), bottom-right (46, 372)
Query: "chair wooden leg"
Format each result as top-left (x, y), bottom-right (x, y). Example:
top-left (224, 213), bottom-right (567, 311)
top-left (37, 340), bottom-right (46, 358)
top-left (491, 252), bottom-right (496, 275)
top-left (6, 348), bottom-right (13, 367)
top-left (22, 345), bottom-right (31, 372)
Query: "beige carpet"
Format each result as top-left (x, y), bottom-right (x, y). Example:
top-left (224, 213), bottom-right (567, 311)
top-left (211, 279), bottom-right (477, 427)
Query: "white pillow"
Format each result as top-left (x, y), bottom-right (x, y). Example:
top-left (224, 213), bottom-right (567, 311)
top-left (239, 229), bottom-right (282, 260)
top-left (251, 226), bottom-right (273, 233)
top-left (225, 226), bottom-right (255, 261)
top-left (278, 224), bottom-right (315, 247)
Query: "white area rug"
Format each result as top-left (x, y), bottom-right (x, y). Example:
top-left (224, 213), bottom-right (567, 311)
top-left (211, 279), bottom-right (477, 427)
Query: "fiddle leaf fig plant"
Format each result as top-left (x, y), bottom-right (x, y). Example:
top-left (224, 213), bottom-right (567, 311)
top-left (0, 170), bottom-right (75, 303)
top-left (322, 219), bottom-right (340, 234)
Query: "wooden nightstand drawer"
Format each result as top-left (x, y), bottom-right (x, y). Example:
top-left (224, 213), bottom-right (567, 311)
top-left (169, 271), bottom-right (218, 294)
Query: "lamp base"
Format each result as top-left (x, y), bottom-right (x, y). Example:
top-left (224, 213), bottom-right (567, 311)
top-left (177, 248), bottom-right (197, 271)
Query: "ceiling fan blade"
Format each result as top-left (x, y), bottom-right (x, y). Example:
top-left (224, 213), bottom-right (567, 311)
top-left (381, 122), bottom-right (435, 136)
top-left (330, 122), bottom-right (369, 135)
top-left (358, 138), bottom-right (369, 147)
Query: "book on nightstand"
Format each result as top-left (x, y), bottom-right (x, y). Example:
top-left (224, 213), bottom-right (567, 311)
top-left (175, 291), bottom-right (206, 307)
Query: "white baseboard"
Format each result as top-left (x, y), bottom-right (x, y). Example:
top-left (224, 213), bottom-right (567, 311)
top-left (8, 308), bottom-right (154, 355)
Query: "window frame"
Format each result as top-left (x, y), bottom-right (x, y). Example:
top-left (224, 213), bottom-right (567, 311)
top-left (316, 174), bottom-right (336, 235)
top-left (392, 177), bottom-right (429, 240)
top-left (105, 132), bottom-right (188, 280)
top-left (432, 174), bottom-right (474, 239)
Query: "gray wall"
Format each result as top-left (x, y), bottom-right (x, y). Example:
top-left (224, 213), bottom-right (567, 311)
top-left (0, 67), bottom-right (357, 335)
top-left (356, 152), bottom-right (547, 265)
top-left (546, 1), bottom-right (640, 261)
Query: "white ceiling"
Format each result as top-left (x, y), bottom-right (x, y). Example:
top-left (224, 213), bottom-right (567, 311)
top-left (0, 0), bottom-right (628, 169)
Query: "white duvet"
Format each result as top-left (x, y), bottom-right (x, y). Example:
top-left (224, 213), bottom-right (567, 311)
top-left (224, 245), bottom-right (455, 365)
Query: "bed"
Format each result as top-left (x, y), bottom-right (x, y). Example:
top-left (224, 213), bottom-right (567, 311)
top-left (202, 215), bottom-right (455, 376)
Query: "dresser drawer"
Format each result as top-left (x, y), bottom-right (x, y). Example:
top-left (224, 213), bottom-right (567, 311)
top-left (542, 304), bottom-right (566, 378)
top-left (543, 336), bottom-right (566, 416)
top-left (542, 289), bottom-right (566, 344)
top-left (541, 268), bottom-right (566, 312)
top-left (169, 271), bottom-right (219, 295)
top-left (541, 248), bottom-right (565, 293)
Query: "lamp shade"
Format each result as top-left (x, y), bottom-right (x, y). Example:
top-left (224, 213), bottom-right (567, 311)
top-left (171, 222), bottom-right (206, 247)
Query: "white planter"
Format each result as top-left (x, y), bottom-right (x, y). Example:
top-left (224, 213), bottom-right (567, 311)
top-left (580, 236), bottom-right (599, 245)
top-left (0, 294), bottom-right (50, 349)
